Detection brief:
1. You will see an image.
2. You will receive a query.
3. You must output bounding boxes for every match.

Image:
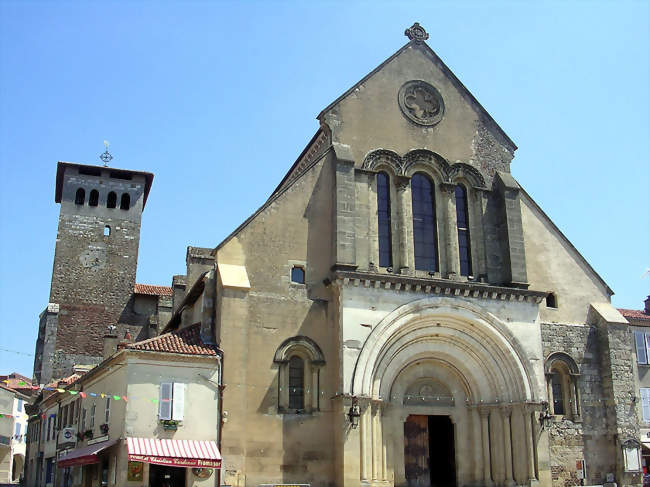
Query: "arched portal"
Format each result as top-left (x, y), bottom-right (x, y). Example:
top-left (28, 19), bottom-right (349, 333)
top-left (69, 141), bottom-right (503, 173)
top-left (349, 297), bottom-right (544, 487)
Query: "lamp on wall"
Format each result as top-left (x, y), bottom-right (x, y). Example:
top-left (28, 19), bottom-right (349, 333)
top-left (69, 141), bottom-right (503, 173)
top-left (347, 398), bottom-right (360, 428)
top-left (539, 401), bottom-right (552, 430)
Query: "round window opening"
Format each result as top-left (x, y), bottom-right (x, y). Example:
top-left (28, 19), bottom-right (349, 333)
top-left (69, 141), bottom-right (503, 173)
top-left (398, 80), bottom-right (445, 126)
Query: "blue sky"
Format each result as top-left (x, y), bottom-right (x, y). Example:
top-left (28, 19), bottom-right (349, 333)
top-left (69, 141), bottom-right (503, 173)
top-left (0, 1), bottom-right (648, 379)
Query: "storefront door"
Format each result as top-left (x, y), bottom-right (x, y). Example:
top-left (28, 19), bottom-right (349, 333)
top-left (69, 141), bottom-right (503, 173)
top-left (149, 464), bottom-right (186, 487)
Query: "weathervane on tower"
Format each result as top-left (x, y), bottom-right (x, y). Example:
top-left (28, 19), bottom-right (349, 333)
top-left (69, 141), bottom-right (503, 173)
top-left (100, 140), bottom-right (113, 166)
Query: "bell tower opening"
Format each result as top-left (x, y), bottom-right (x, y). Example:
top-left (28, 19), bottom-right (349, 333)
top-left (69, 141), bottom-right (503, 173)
top-left (404, 414), bottom-right (456, 487)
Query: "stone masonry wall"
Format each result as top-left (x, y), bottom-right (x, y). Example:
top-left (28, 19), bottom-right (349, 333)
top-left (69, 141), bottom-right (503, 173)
top-left (541, 322), bottom-right (617, 486)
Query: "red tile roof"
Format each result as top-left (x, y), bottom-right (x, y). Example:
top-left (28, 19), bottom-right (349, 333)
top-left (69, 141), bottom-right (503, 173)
top-left (127, 324), bottom-right (218, 356)
top-left (134, 284), bottom-right (173, 296)
top-left (619, 308), bottom-right (650, 322)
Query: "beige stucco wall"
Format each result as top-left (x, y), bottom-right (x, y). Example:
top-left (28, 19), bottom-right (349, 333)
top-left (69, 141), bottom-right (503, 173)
top-left (321, 45), bottom-right (513, 177)
top-left (215, 154), bottom-right (337, 487)
top-left (521, 193), bottom-right (611, 324)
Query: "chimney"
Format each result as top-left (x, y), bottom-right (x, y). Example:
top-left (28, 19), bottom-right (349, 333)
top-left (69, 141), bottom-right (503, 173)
top-left (645, 296), bottom-right (650, 314)
top-left (103, 325), bottom-right (118, 359)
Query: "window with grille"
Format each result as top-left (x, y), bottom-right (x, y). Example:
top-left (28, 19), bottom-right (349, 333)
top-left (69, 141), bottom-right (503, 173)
top-left (411, 173), bottom-right (438, 272)
top-left (288, 356), bottom-right (305, 410)
top-left (455, 184), bottom-right (472, 276)
top-left (377, 172), bottom-right (393, 268)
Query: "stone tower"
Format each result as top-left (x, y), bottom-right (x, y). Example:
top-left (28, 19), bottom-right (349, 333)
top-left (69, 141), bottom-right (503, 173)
top-left (33, 161), bottom-right (154, 383)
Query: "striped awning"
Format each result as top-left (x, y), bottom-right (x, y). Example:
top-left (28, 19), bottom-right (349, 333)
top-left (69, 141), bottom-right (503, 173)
top-left (126, 437), bottom-right (221, 468)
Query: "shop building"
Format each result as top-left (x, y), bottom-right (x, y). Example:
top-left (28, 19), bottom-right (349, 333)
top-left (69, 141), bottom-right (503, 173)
top-left (25, 325), bottom-right (222, 487)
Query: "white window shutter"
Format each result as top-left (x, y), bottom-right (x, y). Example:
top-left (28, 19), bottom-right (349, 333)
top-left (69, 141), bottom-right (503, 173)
top-left (172, 383), bottom-right (185, 421)
top-left (641, 388), bottom-right (650, 422)
top-left (159, 383), bottom-right (172, 420)
top-left (635, 331), bottom-right (647, 364)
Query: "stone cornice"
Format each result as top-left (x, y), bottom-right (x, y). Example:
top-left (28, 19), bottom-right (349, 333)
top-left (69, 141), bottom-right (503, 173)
top-left (333, 270), bottom-right (547, 304)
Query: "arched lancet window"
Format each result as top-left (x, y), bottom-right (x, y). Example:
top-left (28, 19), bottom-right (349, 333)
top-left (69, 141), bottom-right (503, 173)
top-left (104, 226), bottom-right (111, 237)
top-left (273, 336), bottom-right (325, 414)
top-left (411, 173), bottom-right (438, 272)
top-left (288, 356), bottom-right (305, 410)
top-left (545, 352), bottom-right (580, 420)
top-left (120, 193), bottom-right (130, 210)
top-left (107, 192), bottom-right (117, 209)
top-left (455, 184), bottom-right (472, 276)
top-left (89, 190), bottom-right (99, 207)
top-left (377, 172), bottom-right (393, 268)
top-left (75, 188), bottom-right (85, 205)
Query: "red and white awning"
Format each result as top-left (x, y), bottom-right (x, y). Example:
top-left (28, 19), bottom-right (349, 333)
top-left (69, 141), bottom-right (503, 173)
top-left (126, 437), bottom-right (221, 468)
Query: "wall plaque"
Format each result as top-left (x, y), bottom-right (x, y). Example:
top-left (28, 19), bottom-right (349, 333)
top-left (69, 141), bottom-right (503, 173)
top-left (398, 80), bottom-right (444, 126)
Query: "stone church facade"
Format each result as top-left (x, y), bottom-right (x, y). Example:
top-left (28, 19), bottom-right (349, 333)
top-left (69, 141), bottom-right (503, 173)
top-left (32, 23), bottom-right (641, 487)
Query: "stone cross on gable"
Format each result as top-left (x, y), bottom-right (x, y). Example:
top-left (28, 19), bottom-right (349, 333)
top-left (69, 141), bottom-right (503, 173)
top-left (405, 22), bottom-right (429, 42)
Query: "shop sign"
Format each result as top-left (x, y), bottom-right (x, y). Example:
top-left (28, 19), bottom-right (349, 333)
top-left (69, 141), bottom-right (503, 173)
top-left (128, 454), bottom-right (221, 468)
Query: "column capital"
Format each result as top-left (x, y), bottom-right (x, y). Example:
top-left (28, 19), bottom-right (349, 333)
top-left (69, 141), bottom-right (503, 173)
top-left (439, 181), bottom-right (457, 193)
top-left (501, 405), bottom-right (513, 417)
top-left (395, 175), bottom-right (411, 190)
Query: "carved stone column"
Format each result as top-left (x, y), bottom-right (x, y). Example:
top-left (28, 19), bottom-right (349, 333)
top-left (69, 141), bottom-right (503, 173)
top-left (502, 407), bottom-right (515, 487)
top-left (545, 373), bottom-right (554, 415)
top-left (440, 182), bottom-right (460, 279)
top-left (523, 405), bottom-right (537, 482)
top-left (479, 407), bottom-right (493, 486)
top-left (360, 401), bottom-right (371, 481)
top-left (396, 176), bottom-right (412, 273)
top-left (570, 373), bottom-right (581, 420)
top-left (371, 402), bottom-right (379, 481)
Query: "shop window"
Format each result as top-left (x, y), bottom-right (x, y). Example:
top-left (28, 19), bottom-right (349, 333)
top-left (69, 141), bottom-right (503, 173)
top-left (273, 336), bottom-right (325, 414)
top-left (411, 173), bottom-right (439, 272)
top-left (89, 189), bottom-right (99, 207)
top-left (75, 188), bottom-right (85, 205)
top-left (455, 184), bottom-right (472, 276)
top-left (377, 171), bottom-right (393, 268)
top-left (158, 382), bottom-right (185, 421)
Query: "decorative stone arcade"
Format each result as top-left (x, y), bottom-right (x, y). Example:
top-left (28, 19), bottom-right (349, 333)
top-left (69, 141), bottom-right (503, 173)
top-left (342, 297), bottom-right (547, 487)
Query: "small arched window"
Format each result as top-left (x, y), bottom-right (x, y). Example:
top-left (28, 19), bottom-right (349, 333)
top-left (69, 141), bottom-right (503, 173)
top-left (377, 172), bottom-right (393, 268)
top-left (546, 293), bottom-right (558, 308)
top-left (273, 336), bottom-right (325, 414)
top-left (89, 190), bottom-right (99, 207)
top-left (455, 184), bottom-right (472, 276)
top-left (107, 192), bottom-right (117, 209)
top-left (75, 188), bottom-right (85, 205)
top-left (545, 352), bottom-right (580, 420)
top-left (291, 266), bottom-right (305, 284)
top-left (104, 226), bottom-right (111, 237)
top-left (288, 356), bottom-right (305, 410)
top-left (120, 193), bottom-right (130, 210)
top-left (411, 173), bottom-right (438, 272)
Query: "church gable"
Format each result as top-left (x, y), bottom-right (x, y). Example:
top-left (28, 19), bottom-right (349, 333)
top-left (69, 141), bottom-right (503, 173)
top-left (319, 23), bottom-right (515, 182)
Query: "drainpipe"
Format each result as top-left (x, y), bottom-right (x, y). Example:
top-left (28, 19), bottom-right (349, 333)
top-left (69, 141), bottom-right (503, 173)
top-left (216, 348), bottom-right (224, 487)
